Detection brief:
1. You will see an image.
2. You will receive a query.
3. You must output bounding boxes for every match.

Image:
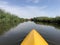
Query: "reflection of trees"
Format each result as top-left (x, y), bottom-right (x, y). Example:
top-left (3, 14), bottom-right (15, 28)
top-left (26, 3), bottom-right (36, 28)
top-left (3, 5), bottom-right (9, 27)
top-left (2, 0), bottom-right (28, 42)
top-left (0, 23), bottom-right (17, 35)
top-left (34, 22), bottom-right (60, 29)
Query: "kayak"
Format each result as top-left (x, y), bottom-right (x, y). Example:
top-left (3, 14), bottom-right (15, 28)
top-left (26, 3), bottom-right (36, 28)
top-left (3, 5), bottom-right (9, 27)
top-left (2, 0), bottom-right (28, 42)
top-left (21, 29), bottom-right (48, 45)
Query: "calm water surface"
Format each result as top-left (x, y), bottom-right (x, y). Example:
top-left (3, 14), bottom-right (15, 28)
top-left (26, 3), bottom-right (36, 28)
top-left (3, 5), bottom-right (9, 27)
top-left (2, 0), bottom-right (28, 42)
top-left (0, 21), bottom-right (60, 45)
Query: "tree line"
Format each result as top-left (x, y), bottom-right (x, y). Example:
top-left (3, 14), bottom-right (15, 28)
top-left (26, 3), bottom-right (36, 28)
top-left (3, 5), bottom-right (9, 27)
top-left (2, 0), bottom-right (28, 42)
top-left (31, 16), bottom-right (60, 24)
top-left (0, 9), bottom-right (25, 24)
top-left (0, 9), bottom-right (25, 34)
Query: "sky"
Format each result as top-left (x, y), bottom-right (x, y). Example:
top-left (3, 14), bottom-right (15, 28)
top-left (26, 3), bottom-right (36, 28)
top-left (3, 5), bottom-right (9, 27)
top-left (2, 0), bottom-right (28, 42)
top-left (0, 0), bottom-right (60, 18)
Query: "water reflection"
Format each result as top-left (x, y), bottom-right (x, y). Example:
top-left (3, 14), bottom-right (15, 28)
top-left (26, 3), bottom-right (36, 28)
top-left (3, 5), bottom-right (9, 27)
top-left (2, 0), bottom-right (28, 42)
top-left (34, 22), bottom-right (60, 29)
top-left (0, 21), bottom-right (60, 45)
top-left (0, 22), bottom-right (24, 35)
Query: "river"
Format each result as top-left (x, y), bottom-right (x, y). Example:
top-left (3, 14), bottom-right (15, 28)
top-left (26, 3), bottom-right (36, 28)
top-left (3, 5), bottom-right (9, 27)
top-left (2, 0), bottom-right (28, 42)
top-left (0, 21), bottom-right (60, 45)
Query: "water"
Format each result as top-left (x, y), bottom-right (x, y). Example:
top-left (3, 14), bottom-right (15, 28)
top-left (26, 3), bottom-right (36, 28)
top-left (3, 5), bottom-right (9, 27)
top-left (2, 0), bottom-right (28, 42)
top-left (0, 21), bottom-right (60, 45)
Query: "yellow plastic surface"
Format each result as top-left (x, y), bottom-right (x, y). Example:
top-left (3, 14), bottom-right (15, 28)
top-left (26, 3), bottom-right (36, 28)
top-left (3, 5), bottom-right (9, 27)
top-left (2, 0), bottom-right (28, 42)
top-left (21, 29), bottom-right (48, 45)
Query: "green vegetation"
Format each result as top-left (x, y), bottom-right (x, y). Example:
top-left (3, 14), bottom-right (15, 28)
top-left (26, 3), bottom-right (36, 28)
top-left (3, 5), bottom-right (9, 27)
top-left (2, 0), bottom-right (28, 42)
top-left (31, 16), bottom-right (60, 24)
top-left (0, 9), bottom-right (25, 35)
top-left (30, 16), bottom-right (60, 29)
top-left (0, 8), bottom-right (60, 34)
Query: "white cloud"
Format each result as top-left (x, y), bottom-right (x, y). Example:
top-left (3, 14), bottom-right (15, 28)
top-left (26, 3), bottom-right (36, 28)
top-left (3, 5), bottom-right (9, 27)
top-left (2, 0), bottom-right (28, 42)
top-left (0, 1), bottom-right (8, 5)
top-left (26, 0), bottom-right (40, 3)
top-left (0, 1), bottom-right (49, 18)
top-left (33, 0), bottom-right (39, 3)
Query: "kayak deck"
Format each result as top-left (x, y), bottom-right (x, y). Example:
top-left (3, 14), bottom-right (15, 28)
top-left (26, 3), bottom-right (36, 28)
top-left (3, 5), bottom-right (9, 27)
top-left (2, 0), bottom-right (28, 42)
top-left (21, 29), bottom-right (48, 45)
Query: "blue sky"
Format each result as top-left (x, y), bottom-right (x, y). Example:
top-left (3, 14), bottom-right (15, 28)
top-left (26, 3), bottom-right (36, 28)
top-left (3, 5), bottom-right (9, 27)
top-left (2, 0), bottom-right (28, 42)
top-left (0, 0), bottom-right (60, 18)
